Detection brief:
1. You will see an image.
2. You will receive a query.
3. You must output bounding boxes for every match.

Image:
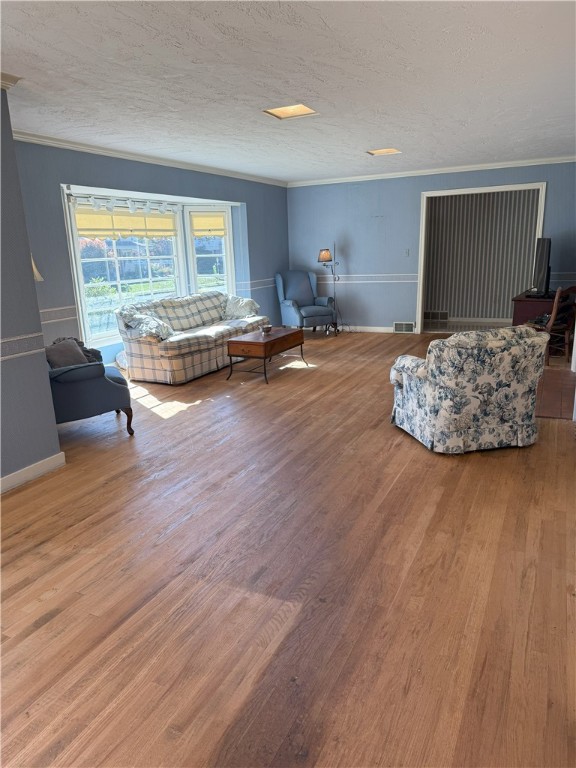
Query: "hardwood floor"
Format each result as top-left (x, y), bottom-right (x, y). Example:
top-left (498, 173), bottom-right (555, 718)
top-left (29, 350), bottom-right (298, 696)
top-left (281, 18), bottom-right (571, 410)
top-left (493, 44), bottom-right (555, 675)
top-left (2, 332), bottom-right (575, 768)
top-left (536, 357), bottom-right (576, 420)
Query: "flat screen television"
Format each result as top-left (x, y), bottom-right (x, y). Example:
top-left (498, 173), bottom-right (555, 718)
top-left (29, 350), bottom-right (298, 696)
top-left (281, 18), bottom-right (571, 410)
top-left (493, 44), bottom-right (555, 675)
top-left (529, 238), bottom-right (551, 296)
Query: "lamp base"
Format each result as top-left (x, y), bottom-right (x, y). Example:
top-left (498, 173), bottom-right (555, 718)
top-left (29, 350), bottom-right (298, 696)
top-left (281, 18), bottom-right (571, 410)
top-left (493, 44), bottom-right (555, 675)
top-left (325, 322), bottom-right (339, 336)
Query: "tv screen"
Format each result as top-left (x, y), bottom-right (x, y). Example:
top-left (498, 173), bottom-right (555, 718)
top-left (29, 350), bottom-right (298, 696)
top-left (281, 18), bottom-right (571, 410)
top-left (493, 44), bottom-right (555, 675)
top-left (531, 238), bottom-right (551, 295)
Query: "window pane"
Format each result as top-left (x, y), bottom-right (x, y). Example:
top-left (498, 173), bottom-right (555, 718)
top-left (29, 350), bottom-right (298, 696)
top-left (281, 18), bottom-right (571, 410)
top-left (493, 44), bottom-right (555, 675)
top-left (149, 237), bottom-right (175, 257)
top-left (194, 235), bottom-right (224, 255)
top-left (151, 278), bottom-right (176, 298)
top-left (79, 238), bottom-right (107, 260)
top-left (150, 258), bottom-right (175, 278)
top-left (195, 255), bottom-right (225, 291)
top-left (116, 238), bottom-right (147, 257)
top-left (85, 280), bottom-right (120, 337)
top-left (120, 282), bottom-right (150, 303)
top-left (82, 260), bottom-right (117, 283)
top-left (118, 259), bottom-right (149, 281)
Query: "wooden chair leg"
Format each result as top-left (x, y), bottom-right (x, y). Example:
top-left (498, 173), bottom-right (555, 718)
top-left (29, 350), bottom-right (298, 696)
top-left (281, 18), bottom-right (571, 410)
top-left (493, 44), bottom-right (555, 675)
top-left (121, 407), bottom-right (134, 435)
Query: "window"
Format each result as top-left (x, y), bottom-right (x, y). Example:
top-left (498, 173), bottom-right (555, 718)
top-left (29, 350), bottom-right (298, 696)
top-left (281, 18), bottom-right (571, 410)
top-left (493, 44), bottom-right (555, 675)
top-left (186, 210), bottom-right (235, 295)
top-left (64, 188), bottom-right (237, 345)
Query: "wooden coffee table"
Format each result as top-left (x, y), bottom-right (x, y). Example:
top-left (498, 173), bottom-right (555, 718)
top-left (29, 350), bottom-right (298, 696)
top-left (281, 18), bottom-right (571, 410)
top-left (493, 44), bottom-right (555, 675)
top-left (227, 327), bottom-right (306, 384)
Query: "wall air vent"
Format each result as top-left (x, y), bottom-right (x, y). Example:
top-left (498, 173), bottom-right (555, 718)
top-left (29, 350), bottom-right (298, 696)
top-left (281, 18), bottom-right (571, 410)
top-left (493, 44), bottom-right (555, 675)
top-left (393, 322), bottom-right (415, 333)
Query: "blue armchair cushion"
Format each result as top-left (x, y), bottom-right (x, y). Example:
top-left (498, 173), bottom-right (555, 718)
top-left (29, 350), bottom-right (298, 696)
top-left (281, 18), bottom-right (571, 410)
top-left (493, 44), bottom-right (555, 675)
top-left (282, 271), bottom-right (315, 305)
top-left (299, 305), bottom-right (335, 318)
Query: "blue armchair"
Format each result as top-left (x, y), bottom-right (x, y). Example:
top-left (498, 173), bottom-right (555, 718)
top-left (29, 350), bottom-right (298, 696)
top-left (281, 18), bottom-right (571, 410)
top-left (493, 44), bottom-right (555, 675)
top-left (275, 270), bottom-right (336, 332)
top-left (49, 362), bottom-right (134, 435)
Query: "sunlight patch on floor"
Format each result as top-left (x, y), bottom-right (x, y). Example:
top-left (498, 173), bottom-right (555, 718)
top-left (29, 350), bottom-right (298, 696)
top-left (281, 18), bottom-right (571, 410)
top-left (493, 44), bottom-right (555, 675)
top-left (278, 360), bottom-right (317, 370)
top-left (128, 382), bottom-right (206, 419)
top-left (150, 400), bottom-right (203, 418)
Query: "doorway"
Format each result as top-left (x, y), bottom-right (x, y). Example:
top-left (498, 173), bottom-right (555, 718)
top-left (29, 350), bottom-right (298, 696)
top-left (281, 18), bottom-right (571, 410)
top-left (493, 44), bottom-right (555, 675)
top-left (416, 183), bottom-right (546, 333)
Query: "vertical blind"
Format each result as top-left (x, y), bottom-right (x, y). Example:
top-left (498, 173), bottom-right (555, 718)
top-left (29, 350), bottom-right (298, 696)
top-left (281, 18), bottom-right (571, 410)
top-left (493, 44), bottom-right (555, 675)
top-left (424, 189), bottom-right (540, 319)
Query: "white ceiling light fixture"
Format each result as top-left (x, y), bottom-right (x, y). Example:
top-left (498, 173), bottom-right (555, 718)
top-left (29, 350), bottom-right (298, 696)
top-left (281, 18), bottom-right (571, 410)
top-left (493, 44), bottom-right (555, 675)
top-left (263, 104), bottom-right (317, 120)
top-left (367, 148), bottom-right (402, 156)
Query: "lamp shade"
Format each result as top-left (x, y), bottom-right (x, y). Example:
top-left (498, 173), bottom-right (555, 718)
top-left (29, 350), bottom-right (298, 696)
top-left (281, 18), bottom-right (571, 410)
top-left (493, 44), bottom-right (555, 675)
top-left (318, 248), bottom-right (332, 264)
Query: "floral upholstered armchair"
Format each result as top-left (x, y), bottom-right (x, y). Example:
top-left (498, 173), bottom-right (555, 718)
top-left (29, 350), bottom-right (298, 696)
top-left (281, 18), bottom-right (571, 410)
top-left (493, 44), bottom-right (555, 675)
top-left (390, 326), bottom-right (549, 454)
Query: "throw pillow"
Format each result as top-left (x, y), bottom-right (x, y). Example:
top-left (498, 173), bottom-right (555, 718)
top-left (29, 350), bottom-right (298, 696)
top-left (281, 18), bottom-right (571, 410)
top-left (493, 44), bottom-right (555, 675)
top-left (119, 308), bottom-right (173, 340)
top-left (223, 295), bottom-right (260, 320)
top-left (53, 336), bottom-right (102, 363)
top-left (45, 338), bottom-right (88, 368)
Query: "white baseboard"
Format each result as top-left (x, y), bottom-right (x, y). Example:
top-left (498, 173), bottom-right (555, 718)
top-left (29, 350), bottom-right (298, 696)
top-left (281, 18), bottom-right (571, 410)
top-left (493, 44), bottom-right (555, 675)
top-left (346, 326), bottom-right (394, 333)
top-left (1, 452), bottom-right (66, 494)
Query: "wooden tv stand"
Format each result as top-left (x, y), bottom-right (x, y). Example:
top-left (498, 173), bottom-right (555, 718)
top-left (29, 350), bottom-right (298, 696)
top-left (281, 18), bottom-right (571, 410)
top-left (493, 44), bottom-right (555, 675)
top-left (511, 292), bottom-right (555, 325)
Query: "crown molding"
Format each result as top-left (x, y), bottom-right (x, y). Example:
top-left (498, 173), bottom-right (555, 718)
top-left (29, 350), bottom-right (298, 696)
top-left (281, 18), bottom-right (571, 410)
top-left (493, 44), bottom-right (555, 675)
top-left (11, 131), bottom-right (288, 188)
top-left (1, 73), bottom-right (21, 90)
top-left (287, 156), bottom-right (576, 187)
top-left (10, 129), bottom-right (574, 188)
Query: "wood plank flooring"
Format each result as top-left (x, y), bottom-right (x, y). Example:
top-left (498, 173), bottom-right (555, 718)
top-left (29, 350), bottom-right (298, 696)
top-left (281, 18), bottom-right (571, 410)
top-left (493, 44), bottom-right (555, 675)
top-left (536, 360), bottom-right (576, 419)
top-left (2, 331), bottom-right (575, 768)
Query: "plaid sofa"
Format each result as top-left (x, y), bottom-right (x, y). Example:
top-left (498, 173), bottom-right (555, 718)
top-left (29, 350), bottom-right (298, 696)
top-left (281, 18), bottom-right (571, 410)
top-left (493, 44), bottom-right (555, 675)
top-left (115, 291), bottom-right (269, 385)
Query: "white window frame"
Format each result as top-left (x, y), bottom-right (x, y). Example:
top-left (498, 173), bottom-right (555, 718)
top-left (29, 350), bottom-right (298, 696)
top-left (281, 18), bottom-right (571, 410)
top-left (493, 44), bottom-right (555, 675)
top-left (183, 205), bottom-right (236, 296)
top-left (62, 185), bottom-right (238, 346)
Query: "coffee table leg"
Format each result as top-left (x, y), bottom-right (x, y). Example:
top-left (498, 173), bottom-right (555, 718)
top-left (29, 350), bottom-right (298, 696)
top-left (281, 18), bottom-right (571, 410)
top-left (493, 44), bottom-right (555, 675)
top-left (226, 356), bottom-right (233, 380)
top-left (300, 344), bottom-right (308, 366)
top-left (263, 357), bottom-right (269, 384)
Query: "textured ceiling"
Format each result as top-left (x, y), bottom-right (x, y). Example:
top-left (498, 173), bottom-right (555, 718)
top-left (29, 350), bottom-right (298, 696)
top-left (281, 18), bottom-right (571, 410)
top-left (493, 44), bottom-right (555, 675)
top-left (2, 1), bottom-right (575, 185)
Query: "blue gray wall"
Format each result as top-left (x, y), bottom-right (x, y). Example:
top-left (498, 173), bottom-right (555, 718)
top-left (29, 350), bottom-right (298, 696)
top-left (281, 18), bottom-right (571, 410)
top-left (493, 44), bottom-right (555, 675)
top-left (4, 119), bottom-right (575, 487)
top-left (14, 142), bottom-right (290, 353)
top-left (287, 163), bottom-right (576, 329)
top-left (1, 90), bottom-right (62, 484)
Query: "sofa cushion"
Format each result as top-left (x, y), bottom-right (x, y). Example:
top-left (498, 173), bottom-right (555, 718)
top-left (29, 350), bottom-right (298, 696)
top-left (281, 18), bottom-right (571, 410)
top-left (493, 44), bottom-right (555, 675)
top-left (223, 295), bottom-right (260, 319)
top-left (158, 325), bottom-right (229, 357)
top-left (155, 292), bottom-right (225, 331)
top-left (157, 317), bottom-right (268, 357)
top-left (195, 291), bottom-right (228, 324)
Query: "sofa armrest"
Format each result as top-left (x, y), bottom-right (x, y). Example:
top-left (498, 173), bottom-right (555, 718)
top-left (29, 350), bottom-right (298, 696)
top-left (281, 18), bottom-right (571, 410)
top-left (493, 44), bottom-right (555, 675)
top-left (314, 296), bottom-right (335, 308)
top-left (49, 362), bottom-right (105, 383)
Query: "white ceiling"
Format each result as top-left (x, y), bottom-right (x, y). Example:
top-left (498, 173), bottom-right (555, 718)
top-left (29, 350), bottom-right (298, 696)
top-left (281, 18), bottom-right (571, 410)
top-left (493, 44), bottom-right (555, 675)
top-left (2, 1), bottom-right (575, 185)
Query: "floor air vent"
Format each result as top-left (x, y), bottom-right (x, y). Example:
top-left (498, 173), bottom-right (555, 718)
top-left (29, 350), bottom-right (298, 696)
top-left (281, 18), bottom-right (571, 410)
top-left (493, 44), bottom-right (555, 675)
top-left (393, 322), bottom-right (415, 333)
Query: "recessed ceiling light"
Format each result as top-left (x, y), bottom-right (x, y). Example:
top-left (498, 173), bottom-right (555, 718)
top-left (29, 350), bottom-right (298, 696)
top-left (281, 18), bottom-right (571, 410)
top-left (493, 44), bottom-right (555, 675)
top-left (367, 148), bottom-right (402, 156)
top-left (263, 104), bottom-right (317, 120)
top-left (1, 72), bottom-right (21, 90)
